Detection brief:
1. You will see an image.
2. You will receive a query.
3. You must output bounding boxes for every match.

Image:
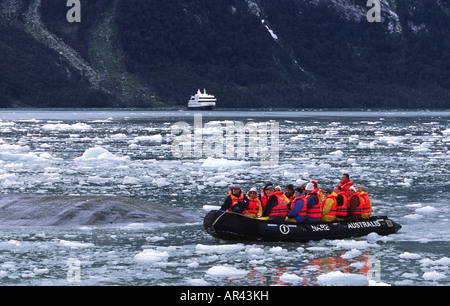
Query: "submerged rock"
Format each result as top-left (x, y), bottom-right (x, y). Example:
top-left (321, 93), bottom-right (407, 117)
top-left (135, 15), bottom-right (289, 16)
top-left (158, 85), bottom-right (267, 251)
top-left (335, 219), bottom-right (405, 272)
top-left (0, 195), bottom-right (200, 227)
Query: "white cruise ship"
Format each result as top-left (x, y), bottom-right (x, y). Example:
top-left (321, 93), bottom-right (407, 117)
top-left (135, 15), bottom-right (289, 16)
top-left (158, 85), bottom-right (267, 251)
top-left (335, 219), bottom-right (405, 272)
top-left (187, 89), bottom-right (217, 110)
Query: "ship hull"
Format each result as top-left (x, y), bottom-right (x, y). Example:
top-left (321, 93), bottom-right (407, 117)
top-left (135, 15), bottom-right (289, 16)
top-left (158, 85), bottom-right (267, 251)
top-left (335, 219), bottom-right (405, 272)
top-left (187, 105), bottom-right (215, 111)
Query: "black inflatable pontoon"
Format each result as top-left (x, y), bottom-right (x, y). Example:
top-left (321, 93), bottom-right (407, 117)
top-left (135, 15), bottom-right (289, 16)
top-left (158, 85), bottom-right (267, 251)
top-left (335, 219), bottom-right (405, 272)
top-left (204, 210), bottom-right (402, 242)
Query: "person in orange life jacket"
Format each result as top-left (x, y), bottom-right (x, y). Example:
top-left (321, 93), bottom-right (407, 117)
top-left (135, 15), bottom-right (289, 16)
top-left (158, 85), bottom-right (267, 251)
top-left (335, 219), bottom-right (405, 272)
top-left (286, 187), bottom-right (308, 223)
top-left (245, 187), bottom-right (262, 218)
top-left (310, 180), bottom-right (325, 203)
top-left (275, 185), bottom-right (291, 207)
top-left (339, 174), bottom-right (354, 197)
top-left (346, 186), bottom-right (363, 221)
top-left (303, 183), bottom-right (322, 223)
top-left (357, 186), bottom-right (372, 219)
top-left (220, 184), bottom-right (248, 213)
top-left (334, 185), bottom-right (348, 221)
top-left (261, 186), bottom-right (288, 222)
top-left (321, 188), bottom-right (337, 222)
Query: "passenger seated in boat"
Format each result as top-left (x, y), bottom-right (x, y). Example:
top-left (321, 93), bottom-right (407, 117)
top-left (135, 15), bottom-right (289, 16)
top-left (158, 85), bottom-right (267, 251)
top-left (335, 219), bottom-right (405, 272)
top-left (245, 187), bottom-right (262, 218)
top-left (220, 184), bottom-right (248, 214)
top-left (285, 183), bottom-right (321, 223)
top-left (357, 186), bottom-right (372, 219)
top-left (303, 183), bottom-right (322, 223)
top-left (259, 182), bottom-right (274, 208)
top-left (284, 184), bottom-right (295, 203)
top-left (261, 186), bottom-right (288, 222)
top-left (310, 180), bottom-right (325, 203)
top-left (286, 187), bottom-right (308, 223)
top-left (339, 174), bottom-right (354, 197)
top-left (321, 188), bottom-right (337, 222)
top-left (275, 186), bottom-right (291, 207)
top-left (346, 186), bottom-right (363, 221)
top-left (334, 185), bottom-right (348, 221)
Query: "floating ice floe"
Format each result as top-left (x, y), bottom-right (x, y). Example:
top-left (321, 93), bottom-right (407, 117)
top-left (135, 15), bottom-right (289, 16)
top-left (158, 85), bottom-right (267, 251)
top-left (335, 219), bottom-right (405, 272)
top-left (132, 135), bottom-right (163, 143)
top-left (195, 244), bottom-right (246, 254)
top-left (422, 271), bottom-right (446, 281)
top-left (59, 240), bottom-right (95, 248)
top-left (134, 249), bottom-right (169, 263)
top-left (280, 272), bottom-right (303, 284)
top-left (201, 158), bottom-right (250, 168)
top-left (399, 252), bottom-right (422, 260)
top-left (415, 205), bottom-right (437, 216)
top-left (317, 271), bottom-right (369, 286)
top-left (206, 265), bottom-right (248, 277)
top-left (75, 147), bottom-right (130, 162)
top-left (0, 152), bottom-right (56, 163)
top-left (42, 123), bottom-right (92, 132)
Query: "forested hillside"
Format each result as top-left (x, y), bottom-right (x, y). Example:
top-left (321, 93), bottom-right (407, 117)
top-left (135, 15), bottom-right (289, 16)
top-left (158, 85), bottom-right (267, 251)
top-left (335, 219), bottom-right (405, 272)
top-left (0, 0), bottom-right (449, 108)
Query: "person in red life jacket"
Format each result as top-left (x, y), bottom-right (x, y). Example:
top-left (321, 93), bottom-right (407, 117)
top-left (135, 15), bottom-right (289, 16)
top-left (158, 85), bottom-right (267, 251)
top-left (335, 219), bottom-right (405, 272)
top-left (357, 186), bottom-right (372, 219)
top-left (259, 182), bottom-right (274, 208)
top-left (304, 183), bottom-right (322, 223)
top-left (334, 185), bottom-right (348, 221)
top-left (220, 184), bottom-right (248, 213)
top-left (310, 180), bottom-right (325, 203)
top-left (245, 187), bottom-right (263, 218)
top-left (286, 187), bottom-right (308, 223)
top-left (339, 174), bottom-right (354, 197)
top-left (261, 186), bottom-right (288, 222)
top-left (321, 188), bottom-right (337, 222)
top-left (346, 186), bottom-right (363, 221)
top-left (286, 183), bottom-right (321, 223)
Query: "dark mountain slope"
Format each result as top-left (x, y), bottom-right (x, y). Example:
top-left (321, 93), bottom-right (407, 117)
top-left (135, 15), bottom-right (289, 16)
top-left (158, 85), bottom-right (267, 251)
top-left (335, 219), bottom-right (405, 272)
top-left (0, 0), bottom-right (448, 108)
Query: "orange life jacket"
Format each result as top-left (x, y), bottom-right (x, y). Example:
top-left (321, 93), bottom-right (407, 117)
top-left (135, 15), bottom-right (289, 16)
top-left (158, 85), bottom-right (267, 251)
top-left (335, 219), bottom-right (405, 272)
top-left (306, 189), bottom-right (322, 219)
top-left (246, 197), bottom-right (260, 215)
top-left (260, 189), bottom-right (268, 208)
top-left (348, 193), bottom-right (363, 215)
top-left (360, 192), bottom-right (372, 216)
top-left (268, 191), bottom-right (288, 217)
top-left (323, 194), bottom-right (337, 217)
top-left (336, 191), bottom-right (348, 218)
top-left (228, 190), bottom-right (245, 212)
top-left (339, 180), bottom-right (353, 197)
top-left (291, 196), bottom-right (308, 217)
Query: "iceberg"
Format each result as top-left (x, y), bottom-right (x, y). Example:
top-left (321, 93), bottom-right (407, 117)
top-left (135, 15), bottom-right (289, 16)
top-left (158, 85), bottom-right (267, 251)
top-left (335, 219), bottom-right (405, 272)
top-left (75, 146), bottom-right (130, 162)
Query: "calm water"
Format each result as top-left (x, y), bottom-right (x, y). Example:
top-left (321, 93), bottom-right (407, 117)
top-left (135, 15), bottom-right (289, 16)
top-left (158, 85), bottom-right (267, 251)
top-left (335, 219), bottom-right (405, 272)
top-left (0, 109), bottom-right (449, 286)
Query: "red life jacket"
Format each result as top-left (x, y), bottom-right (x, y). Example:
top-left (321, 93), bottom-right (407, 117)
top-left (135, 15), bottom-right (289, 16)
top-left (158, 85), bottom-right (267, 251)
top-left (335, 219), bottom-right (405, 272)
top-left (260, 189), bottom-right (268, 208)
top-left (227, 190), bottom-right (245, 212)
top-left (306, 189), bottom-right (322, 219)
top-left (323, 194), bottom-right (337, 217)
top-left (360, 192), bottom-right (372, 215)
top-left (246, 197), bottom-right (260, 215)
top-left (336, 191), bottom-right (348, 218)
top-left (348, 193), bottom-right (363, 215)
top-left (268, 191), bottom-right (288, 217)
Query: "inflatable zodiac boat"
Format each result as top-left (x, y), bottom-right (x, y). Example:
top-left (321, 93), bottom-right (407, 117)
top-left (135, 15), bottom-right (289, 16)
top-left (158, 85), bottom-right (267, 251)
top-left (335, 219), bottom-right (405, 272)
top-left (204, 210), bottom-right (402, 242)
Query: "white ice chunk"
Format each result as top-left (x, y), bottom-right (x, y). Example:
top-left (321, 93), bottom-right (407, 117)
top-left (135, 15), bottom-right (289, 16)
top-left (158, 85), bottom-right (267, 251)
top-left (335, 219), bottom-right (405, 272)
top-left (59, 240), bottom-right (95, 248)
top-left (317, 271), bottom-right (369, 286)
top-left (423, 271), bottom-right (446, 281)
top-left (75, 146), bottom-right (130, 162)
top-left (134, 249), bottom-right (169, 263)
top-left (206, 265), bottom-right (248, 277)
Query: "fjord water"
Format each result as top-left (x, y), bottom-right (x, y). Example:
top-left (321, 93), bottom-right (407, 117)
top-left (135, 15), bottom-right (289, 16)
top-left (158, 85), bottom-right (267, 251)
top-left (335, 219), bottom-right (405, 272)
top-left (0, 109), bottom-right (449, 286)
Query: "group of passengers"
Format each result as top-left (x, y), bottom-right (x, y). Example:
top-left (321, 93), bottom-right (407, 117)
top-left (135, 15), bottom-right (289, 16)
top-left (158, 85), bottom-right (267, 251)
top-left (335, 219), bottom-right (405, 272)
top-left (220, 174), bottom-right (372, 223)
